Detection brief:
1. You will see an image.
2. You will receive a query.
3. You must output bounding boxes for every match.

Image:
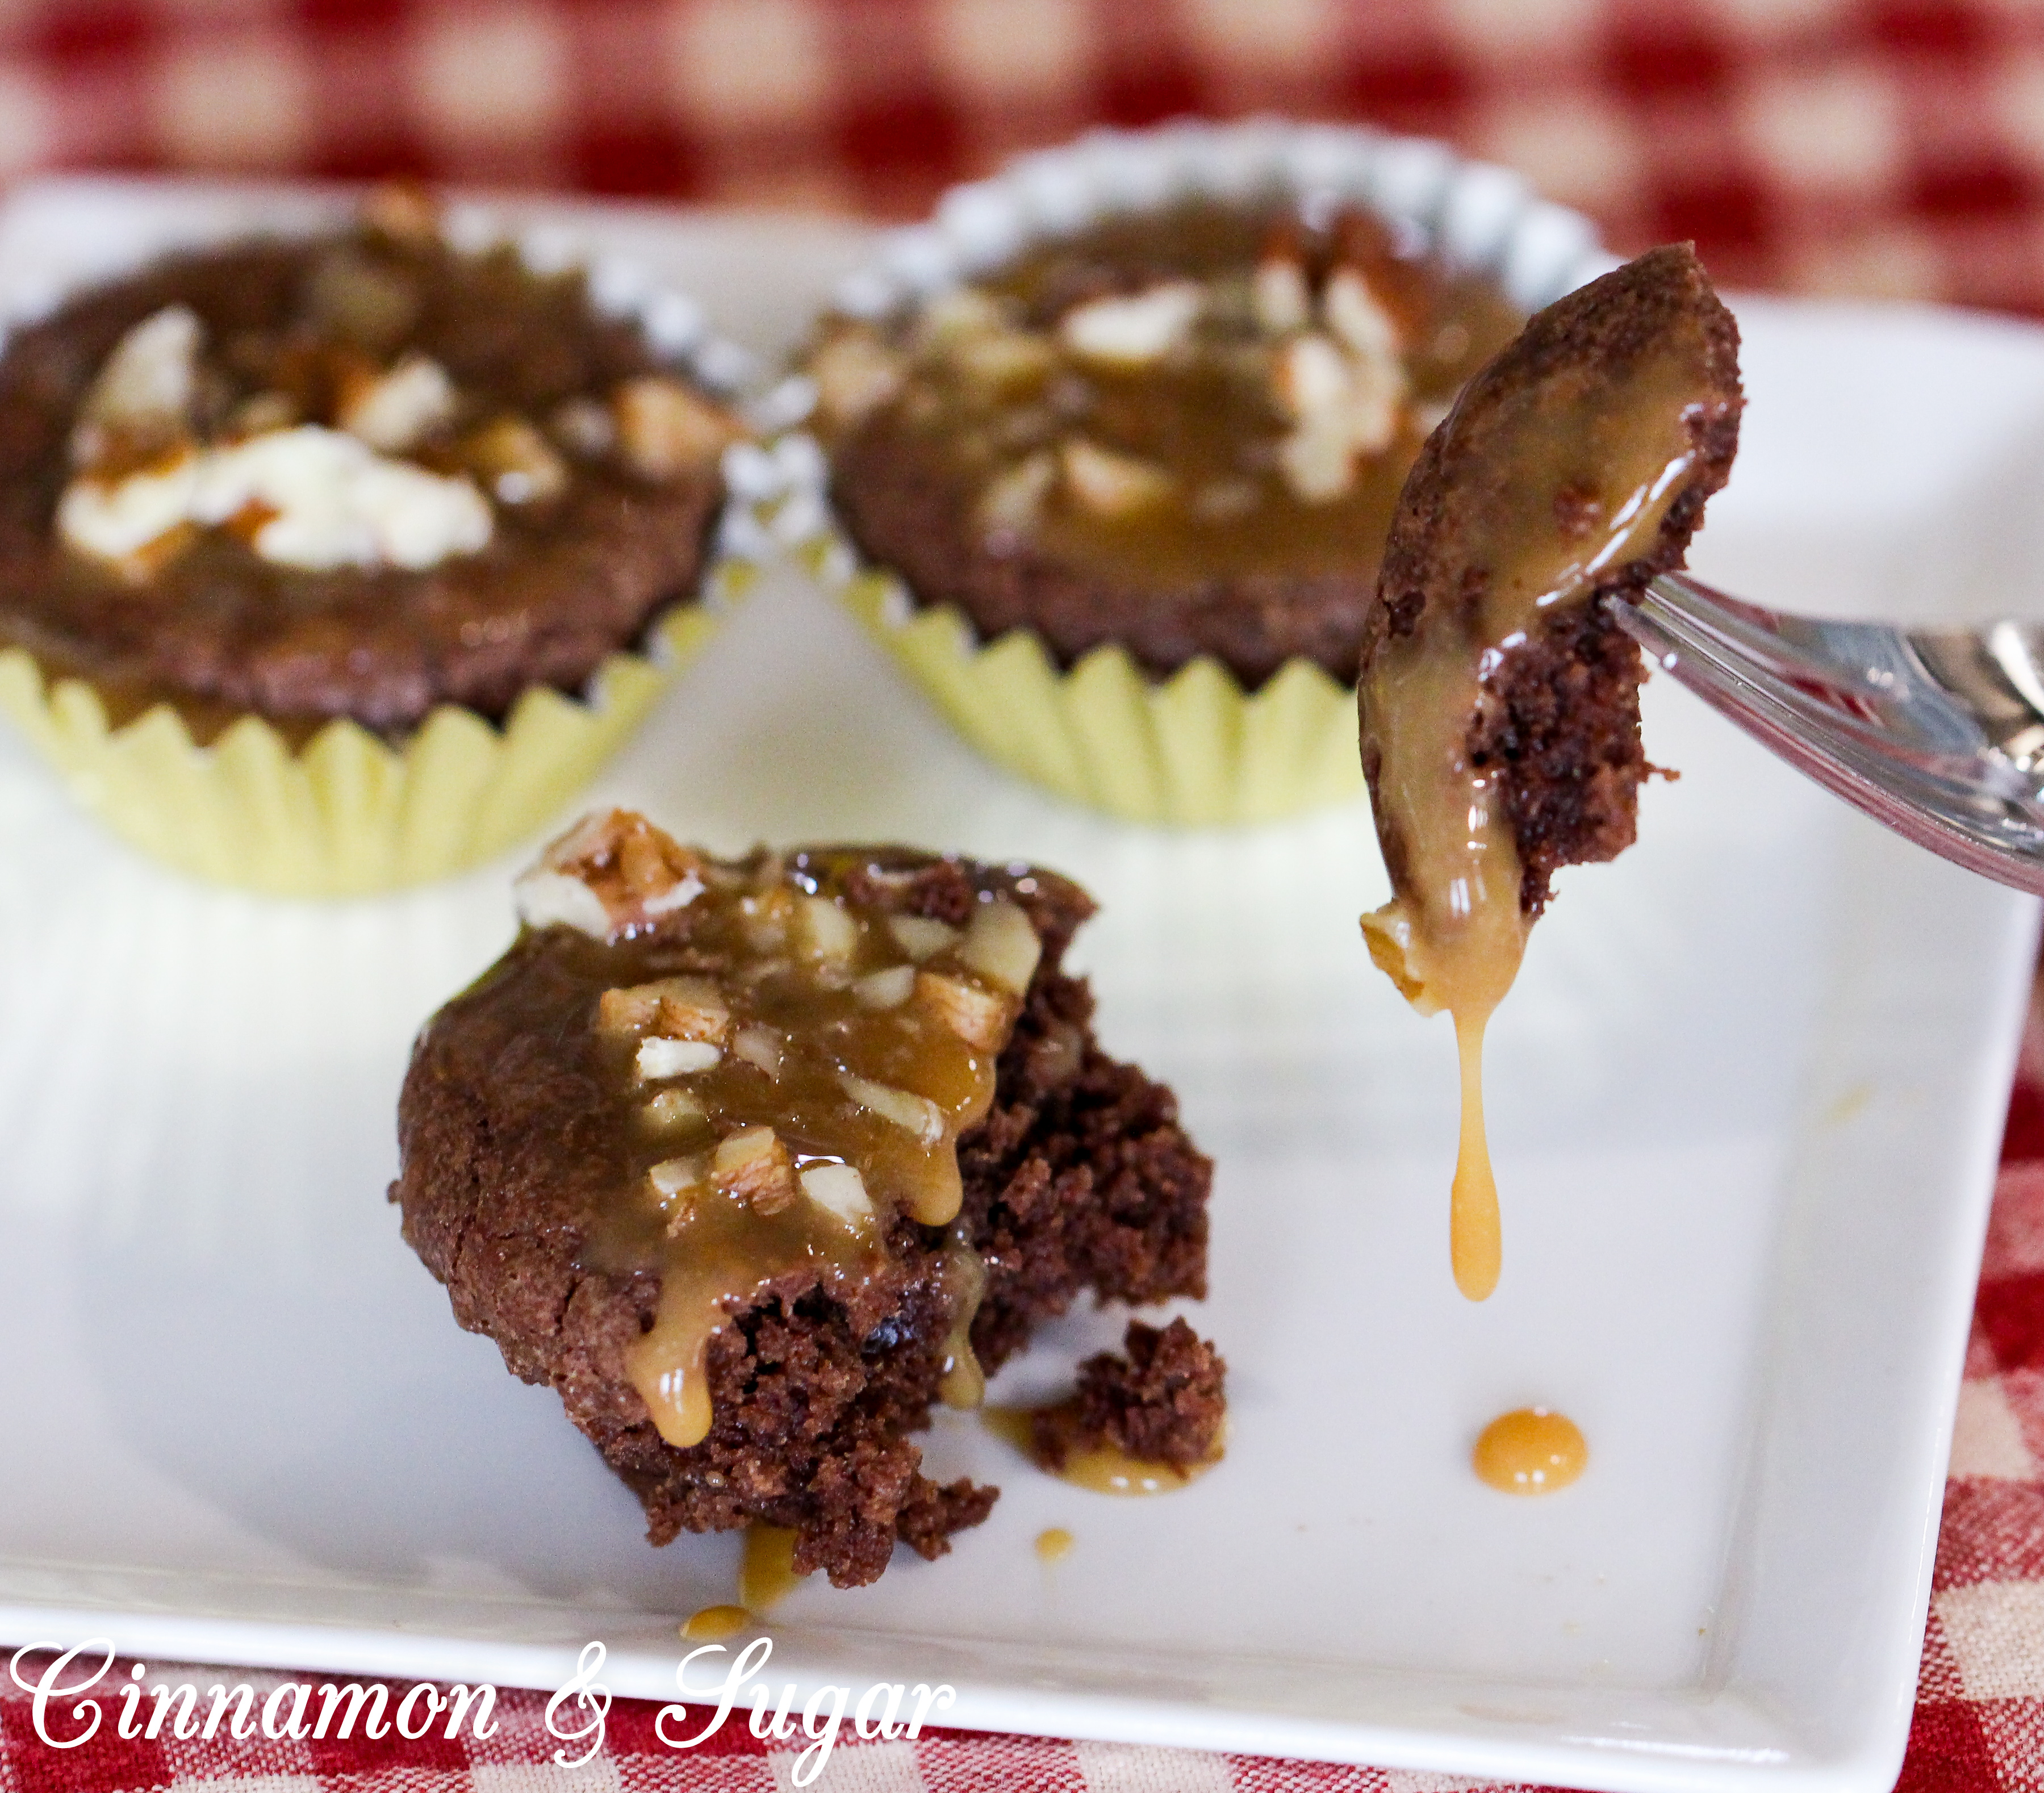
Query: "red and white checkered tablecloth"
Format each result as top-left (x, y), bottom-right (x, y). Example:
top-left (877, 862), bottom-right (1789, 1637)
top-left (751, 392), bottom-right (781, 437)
top-left (6, 0), bottom-right (2044, 314)
top-left (6, 2), bottom-right (2044, 1788)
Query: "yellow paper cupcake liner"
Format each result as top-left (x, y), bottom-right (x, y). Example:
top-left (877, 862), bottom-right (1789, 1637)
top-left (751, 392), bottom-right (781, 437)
top-left (837, 565), bottom-right (1361, 825)
top-left (0, 578), bottom-right (742, 896)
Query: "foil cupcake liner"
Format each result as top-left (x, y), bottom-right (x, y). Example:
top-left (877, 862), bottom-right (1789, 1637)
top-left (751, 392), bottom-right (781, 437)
top-left (0, 188), bottom-right (763, 895)
top-left (768, 119), bottom-right (1617, 826)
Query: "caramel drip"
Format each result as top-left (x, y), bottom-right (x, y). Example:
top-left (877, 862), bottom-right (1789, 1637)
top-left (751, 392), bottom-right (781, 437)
top-left (564, 842), bottom-right (1037, 1451)
top-left (1042, 1439), bottom-right (1220, 1497)
top-left (739, 1524), bottom-right (807, 1611)
top-left (935, 1231), bottom-right (989, 1410)
top-left (1451, 1014), bottom-right (1501, 1301)
top-left (1360, 330), bottom-right (1716, 1301)
top-left (1359, 629), bottom-right (1523, 1300)
top-left (628, 1221), bottom-right (857, 1450)
top-left (1472, 1407), bottom-right (1588, 1494)
top-left (984, 1406), bottom-right (1224, 1497)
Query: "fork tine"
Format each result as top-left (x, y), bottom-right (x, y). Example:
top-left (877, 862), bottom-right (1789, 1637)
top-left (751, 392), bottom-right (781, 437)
top-left (1612, 575), bottom-right (2044, 897)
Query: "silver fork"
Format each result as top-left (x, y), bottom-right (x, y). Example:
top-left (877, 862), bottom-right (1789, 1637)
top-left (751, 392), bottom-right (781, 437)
top-left (1610, 573), bottom-right (2044, 897)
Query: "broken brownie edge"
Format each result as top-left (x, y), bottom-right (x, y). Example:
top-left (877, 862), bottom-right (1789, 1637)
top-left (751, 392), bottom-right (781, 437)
top-left (391, 810), bottom-right (1212, 1588)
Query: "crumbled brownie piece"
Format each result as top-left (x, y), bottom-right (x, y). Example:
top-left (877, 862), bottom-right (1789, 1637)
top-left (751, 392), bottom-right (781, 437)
top-left (1031, 1318), bottom-right (1227, 1472)
top-left (962, 979), bottom-right (1211, 1374)
top-left (1472, 602), bottom-right (1673, 915)
top-left (393, 813), bottom-right (1213, 1589)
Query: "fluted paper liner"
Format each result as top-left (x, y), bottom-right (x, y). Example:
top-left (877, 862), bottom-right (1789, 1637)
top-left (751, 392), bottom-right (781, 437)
top-left (836, 566), bottom-right (1359, 824)
top-left (0, 590), bottom-right (737, 895)
top-left (0, 189), bottom-right (763, 894)
top-left (784, 119), bottom-right (1614, 826)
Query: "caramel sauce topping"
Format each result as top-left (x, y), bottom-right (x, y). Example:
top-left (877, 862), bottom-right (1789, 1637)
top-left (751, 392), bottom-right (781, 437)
top-left (1472, 1407), bottom-right (1588, 1494)
top-left (681, 1525), bottom-right (807, 1632)
top-left (811, 200), bottom-right (1523, 591)
top-left (612, 859), bottom-right (1034, 1449)
top-left (1360, 284), bottom-right (1723, 1302)
top-left (517, 816), bottom-right (1043, 1455)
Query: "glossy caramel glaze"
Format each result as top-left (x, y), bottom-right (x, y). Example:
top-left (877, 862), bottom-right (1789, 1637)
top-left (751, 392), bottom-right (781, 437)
top-left (525, 845), bottom-right (1044, 1451)
top-left (809, 200), bottom-right (1523, 682)
top-left (981, 208), bottom-right (1519, 587)
top-left (739, 1524), bottom-right (807, 1610)
top-left (453, 821), bottom-right (1055, 1459)
top-left (1473, 1408), bottom-right (1588, 1494)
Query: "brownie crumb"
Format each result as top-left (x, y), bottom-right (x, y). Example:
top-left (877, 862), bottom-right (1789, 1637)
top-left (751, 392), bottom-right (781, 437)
top-left (1031, 1318), bottom-right (1227, 1472)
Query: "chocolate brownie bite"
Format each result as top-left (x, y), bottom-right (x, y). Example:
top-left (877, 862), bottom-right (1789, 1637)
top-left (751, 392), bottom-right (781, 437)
top-left (0, 185), bottom-right (739, 744)
top-left (1031, 1318), bottom-right (1227, 1476)
top-left (392, 809), bottom-right (1211, 1587)
top-left (810, 198), bottom-right (1523, 691)
top-left (1356, 243), bottom-right (1742, 1299)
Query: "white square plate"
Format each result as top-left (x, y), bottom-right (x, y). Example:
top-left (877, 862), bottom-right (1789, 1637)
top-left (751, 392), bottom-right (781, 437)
top-left (0, 178), bottom-right (2038, 1793)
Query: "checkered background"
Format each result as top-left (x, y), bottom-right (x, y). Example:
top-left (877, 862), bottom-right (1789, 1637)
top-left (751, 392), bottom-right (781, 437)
top-left (3, 0), bottom-right (2044, 312)
top-left (6, 0), bottom-right (2044, 1786)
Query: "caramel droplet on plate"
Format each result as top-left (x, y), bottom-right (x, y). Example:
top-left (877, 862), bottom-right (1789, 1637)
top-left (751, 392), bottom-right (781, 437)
top-left (681, 1603), bottom-right (750, 1641)
top-left (1473, 1407), bottom-right (1587, 1493)
top-left (1035, 1527), bottom-right (1075, 1562)
top-left (984, 1407), bottom-right (1222, 1495)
